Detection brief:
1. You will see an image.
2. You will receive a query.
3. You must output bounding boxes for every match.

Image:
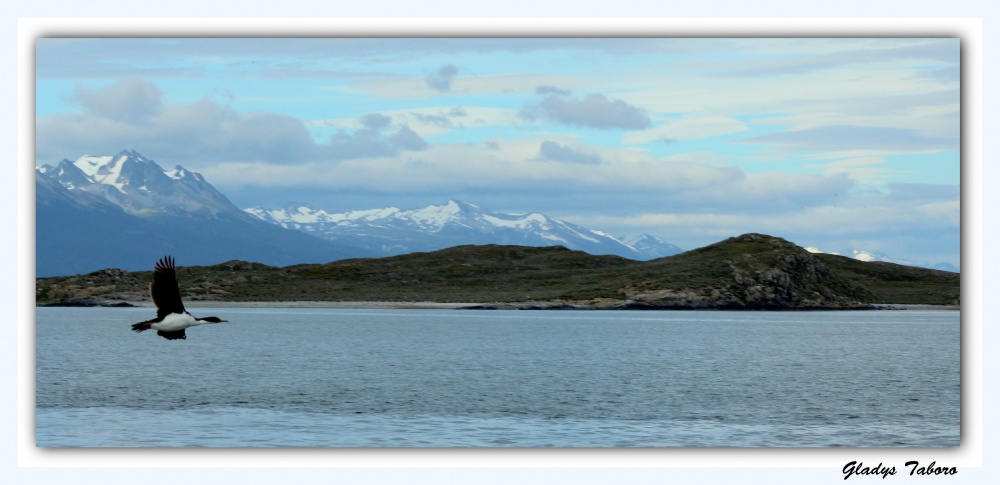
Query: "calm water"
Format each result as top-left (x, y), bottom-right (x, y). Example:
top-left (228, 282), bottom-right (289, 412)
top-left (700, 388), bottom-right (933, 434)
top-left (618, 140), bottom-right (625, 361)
top-left (35, 307), bottom-right (959, 447)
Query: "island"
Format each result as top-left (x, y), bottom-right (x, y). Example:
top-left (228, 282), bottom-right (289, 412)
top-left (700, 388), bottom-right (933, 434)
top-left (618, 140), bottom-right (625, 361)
top-left (35, 233), bottom-right (960, 310)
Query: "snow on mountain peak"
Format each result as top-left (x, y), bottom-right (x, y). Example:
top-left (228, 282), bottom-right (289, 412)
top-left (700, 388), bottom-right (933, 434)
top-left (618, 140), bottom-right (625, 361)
top-left (620, 233), bottom-right (684, 259)
top-left (806, 246), bottom-right (956, 272)
top-left (851, 250), bottom-right (880, 262)
top-left (247, 203), bottom-right (407, 226)
top-left (68, 151), bottom-right (207, 193)
top-left (165, 165), bottom-right (189, 180)
top-left (806, 246), bottom-right (884, 260)
top-left (409, 200), bottom-right (464, 227)
top-left (481, 212), bottom-right (548, 230)
top-left (44, 149), bottom-right (241, 220)
top-left (72, 155), bottom-right (113, 176)
top-left (592, 230), bottom-right (633, 249)
top-left (244, 199), bottom-right (685, 260)
top-left (74, 155), bottom-right (124, 190)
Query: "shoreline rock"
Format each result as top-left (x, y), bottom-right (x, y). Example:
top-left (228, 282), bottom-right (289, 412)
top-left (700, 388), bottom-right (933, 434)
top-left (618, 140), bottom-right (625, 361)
top-left (41, 298), bottom-right (135, 308)
top-left (35, 299), bottom-right (959, 311)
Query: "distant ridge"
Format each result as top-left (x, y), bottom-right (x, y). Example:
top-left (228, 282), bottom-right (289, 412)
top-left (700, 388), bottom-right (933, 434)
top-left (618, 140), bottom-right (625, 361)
top-left (805, 246), bottom-right (958, 273)
top-left (246, 200), bottom-right (956, 271)
top-left (37, 233), bottom-right (960, 309)
top-left (244, 199), bottom-right (685, 260)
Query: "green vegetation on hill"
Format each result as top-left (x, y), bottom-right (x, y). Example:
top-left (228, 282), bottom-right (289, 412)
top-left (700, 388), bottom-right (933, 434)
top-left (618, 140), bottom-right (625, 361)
top-left (36, 233), bottom-right (960, 309)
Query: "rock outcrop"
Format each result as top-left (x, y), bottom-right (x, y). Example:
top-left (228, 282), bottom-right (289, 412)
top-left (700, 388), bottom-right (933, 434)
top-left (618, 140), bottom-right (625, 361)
top-left (623, 234), bottom-right (875, 309)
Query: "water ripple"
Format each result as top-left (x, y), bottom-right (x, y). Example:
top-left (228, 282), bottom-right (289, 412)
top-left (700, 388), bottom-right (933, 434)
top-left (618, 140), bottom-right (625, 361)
top-left (36, 308), bottom-right (960, 447)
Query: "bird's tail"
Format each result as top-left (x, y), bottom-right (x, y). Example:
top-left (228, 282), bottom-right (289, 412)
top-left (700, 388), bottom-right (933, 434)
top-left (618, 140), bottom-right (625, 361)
top-left (131, 321), bottom-right (153, 333)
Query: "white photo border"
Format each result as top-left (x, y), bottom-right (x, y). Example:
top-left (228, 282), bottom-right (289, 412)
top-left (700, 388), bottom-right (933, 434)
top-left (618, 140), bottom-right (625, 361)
top-left (14, 16), bottom-right (986, 483)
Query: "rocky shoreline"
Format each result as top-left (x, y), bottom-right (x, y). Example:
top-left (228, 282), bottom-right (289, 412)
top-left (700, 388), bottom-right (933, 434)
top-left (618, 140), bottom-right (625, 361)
top-left (39, 298), bottom-right (959, 311)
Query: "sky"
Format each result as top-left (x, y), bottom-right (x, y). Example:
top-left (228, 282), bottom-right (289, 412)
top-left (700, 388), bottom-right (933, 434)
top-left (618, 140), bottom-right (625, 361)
top-left (34, 37), bottom-right (961, 266)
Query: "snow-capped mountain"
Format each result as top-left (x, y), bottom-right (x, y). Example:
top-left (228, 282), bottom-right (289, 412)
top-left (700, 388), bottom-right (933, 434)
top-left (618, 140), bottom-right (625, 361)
top-left (38, 149), bottom-right (243, 220)
top-left (245, 200), bottom-right (684, 260)
top-left (620, 234), bottom-right (685, 259)
top-left (804, 247), bottom-right (958, 273)
top-left (36, 150), bottom-right (370, 276)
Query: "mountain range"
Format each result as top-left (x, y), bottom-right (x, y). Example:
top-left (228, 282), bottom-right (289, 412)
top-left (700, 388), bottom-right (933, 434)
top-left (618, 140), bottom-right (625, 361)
top-left (244, 200), bottom-right (684, 260)
top-left (35, 150), bottom-right (369, 276)
top-left (35, 149), bottom-right (958, 277)
top-left (243, 201), bottom-right (959, 272)
top-left (804, 247), bottom-right (959, 273)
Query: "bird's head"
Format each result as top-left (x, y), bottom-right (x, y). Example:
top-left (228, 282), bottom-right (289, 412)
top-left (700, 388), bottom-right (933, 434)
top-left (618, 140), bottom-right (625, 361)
top-left (199, 316), bottom-right (228, 323)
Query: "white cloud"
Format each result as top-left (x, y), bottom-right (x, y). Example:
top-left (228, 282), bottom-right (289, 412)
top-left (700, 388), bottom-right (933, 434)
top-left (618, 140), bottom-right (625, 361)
top-left (917, 199), bottom-right (961, 226)
top-left (802, 157), bottom-right (915, 183)
top-left (618, 62), bottom-right (958, 151)
top-left (324, 71), bottom-right (580, 99)
top-left (567, 193), bottom-right (959, 256)
top-left (308, 106), bottom-right (523, 138)
top-left (537, 141), bottom-right (602, 165)
top-left (73, 78), bottom-right (163, 125)
top-left (744, 90), bottom-right (960, 145)
top-left (623, 115), bottom-right (750, 145)
top-left (733, 125), bottom-right (956, 154)
top-left (201, 136), bottom-right (856, 218)
top-left (37, 83), bottom-right (432, 166)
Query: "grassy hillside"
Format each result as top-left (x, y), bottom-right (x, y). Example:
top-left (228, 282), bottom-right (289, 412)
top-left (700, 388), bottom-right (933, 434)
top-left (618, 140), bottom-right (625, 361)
top-left (36, 233), bottom-right (960, 309)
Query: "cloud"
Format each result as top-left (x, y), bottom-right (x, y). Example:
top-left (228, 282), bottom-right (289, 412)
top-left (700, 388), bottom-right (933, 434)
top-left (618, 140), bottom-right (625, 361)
top-left (716, 39), bottom-right (959, 77)
top-left (323, 115), bottom-right (428, 160)
top-left (73, 78), bottom-right (163, 125)
top-left (520, 93), bottom-right (651, 130)
top-left (197, 130), bottom-right (954, 265)
top-left (734, 87), bottom-right (960, 144)
top-left (387, 126), bottom-right (429, 151)
top-left (34, 38), bottom-right (718, 82)
top-left (36, 80), bottom-right (428, 166)
top-left (359, 113), bottom-right (393, 130)
top-left (538, 141), bottom-right (601, 165)
top-left (732, 125), bottom-right (957, 153)
top-left (916, 199), bottom-right (960, 226)
top-left (33, 38), bottom-right (960, 268)
top-left (37, 97), bottom-right (320, 165)
top-left (802, 157), bottom-right (916, 183)
top-left (535, 85), bottom-right (572, 96)
top-left (838, 89), bottom-right (959, 118)
top-left (412, 113), bottom-right (452, 127)
top-left (624, 115), bottom-right (750, 145)
top-left (425, 64), bottom-right (458, 92)
top-left (325, 70), bottom-right (579, 100)
top-left (883, 182), bottom-right (960, 202)
top-left (309, 106), bottom-right (523, 139)
top-left (205, 138), bottom-right (852, 218)
top-left (567, 182), bottom-right (958, 261)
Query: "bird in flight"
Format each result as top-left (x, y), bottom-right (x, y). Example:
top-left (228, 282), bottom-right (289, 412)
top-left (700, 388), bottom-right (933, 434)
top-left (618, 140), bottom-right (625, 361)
top-left (131, 256), bottom-right (227, 340)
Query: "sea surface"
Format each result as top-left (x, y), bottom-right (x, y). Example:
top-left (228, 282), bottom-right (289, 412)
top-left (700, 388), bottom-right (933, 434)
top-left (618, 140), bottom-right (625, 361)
top-left (34, 307), bottom-right (960, 447)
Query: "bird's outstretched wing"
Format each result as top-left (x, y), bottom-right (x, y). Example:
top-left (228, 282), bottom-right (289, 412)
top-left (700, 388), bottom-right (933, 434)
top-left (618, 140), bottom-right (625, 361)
top-left (150, 255), bottom-right (186, 319)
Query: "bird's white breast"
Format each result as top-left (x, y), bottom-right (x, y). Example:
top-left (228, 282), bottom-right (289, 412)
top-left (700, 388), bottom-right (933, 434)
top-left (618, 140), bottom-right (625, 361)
top-left (151, 312), bottom-right (198, 331)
